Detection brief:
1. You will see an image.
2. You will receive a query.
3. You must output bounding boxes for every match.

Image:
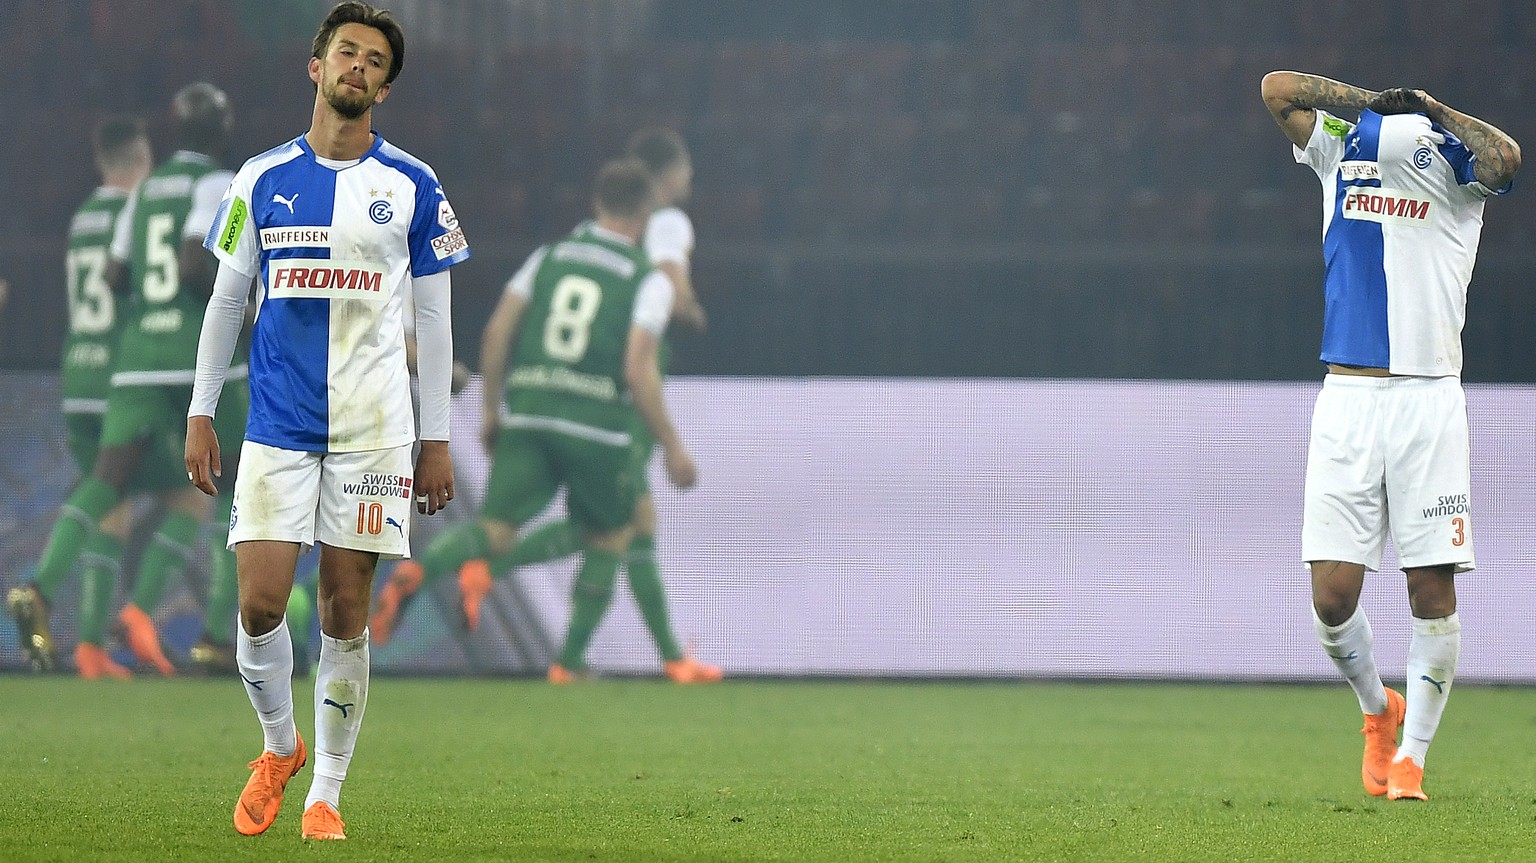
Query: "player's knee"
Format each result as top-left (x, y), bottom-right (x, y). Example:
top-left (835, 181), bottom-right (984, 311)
top-left (97, 503), bottom-right (134, 539)
top-left (480, 519), bottom-right (519, 556)
top-left (631, 495), bottom-right (656, 535)
top-left (1311, 591), bottom-right (1358, 627)
top-left (584, 525), bottom-right (633, 555)
top-left (239, 604), bottom-right (286, 638)
top-left (1406, 569), bottom-right (1457, 618)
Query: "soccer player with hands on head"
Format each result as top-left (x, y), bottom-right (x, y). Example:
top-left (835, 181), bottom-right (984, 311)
top-left (185, 1), bottom-right (468, 841)
top-left (1261, 70), bottom-right (1518, 802)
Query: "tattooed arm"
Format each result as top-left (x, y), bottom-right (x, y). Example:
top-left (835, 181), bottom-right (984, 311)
top-left (1422, 95), bottom-right (1521, 189)
top-left (1261, 71), bottom-right (1378, 149)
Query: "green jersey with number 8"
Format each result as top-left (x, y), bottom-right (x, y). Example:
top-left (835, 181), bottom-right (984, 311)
top-left (503, 222), bottom-right (670, 439)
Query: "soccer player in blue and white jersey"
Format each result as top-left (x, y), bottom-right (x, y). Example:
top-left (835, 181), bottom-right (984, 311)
top-left (185, 2), bottom-right (468, 841)
top-left (1262, 71), bottom-right (1519, 802)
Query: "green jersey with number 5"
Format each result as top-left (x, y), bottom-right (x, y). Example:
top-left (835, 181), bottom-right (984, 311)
top-left (61, 188), bottom-right (133, 409)
top-left (112, 152), bottom-right (233, 379)
top-left (504, 223), bottom-right (658, 436)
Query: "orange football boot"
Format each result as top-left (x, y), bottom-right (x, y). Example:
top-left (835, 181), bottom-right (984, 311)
top-left (369, 560), bottom-right (424, 645)
top-left (1387, 756), bottom-right (1428, 801)
top-left (1360, 687), bottom-right (1406, 796)
top-left (234, 731), bottom-right (308, 836)
top-left (74, 642), bottom-right (131, 680)
top-left (664, 655), bottom-right (724, 684)
top-left (549, 663), bottom-right (595, 684)
top-left (118, 603), bottom-right (176, 676)
top-left (301, 801), bottom-right (347, 840)
top-left (458, 559), bottom-right (493, 631)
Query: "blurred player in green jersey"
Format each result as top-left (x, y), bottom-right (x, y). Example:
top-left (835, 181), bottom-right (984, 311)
top-left (8, 84), bottom-right (250, 676)
top-left (371, 131), bottom-right (720, 682)
top-left (384, 158), bottom-right (718, 682)
top-left (7, 115), bottom-right (151, 677)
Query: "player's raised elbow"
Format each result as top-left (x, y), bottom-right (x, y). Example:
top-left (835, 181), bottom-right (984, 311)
top-left (1501, 138), bottom-right (1521, 181)
top-left (1260, 71), bottom-right (1300, 108)
top-left (1477, 139), bottom-right (1521, 191)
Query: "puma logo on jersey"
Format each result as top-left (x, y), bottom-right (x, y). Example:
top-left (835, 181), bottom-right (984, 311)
top-left (273, 192), bottom-right (299, 214)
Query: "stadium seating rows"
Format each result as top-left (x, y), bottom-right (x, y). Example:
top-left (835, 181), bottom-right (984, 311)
top-left (5, 1), bottom-right (1534, 253)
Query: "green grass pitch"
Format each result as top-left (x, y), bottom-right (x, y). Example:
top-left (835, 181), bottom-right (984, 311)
top-left (3, 677), bottom-right (1535, 862)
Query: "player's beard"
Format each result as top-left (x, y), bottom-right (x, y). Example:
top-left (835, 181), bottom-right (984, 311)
top-left (323, 78), bottom-right (372, 120)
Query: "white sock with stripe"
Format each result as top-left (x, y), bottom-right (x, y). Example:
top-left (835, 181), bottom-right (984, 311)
top-left (1397, 613), bottom-right (1460, 767)
top-left (1314, 606), bottom-right (1388, 715)
top-left (236, 617), bottom-right (297, 756)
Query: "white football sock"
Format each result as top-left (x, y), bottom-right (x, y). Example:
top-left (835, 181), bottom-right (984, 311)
top-left (236, 617), bottom-right (297, 756)
top-left (1398, 613), bottom-right (1461, 767)
top-left (306, 629), bottom-right (371, 811)
top-left (1314, 606), bottom-right (1388, 715)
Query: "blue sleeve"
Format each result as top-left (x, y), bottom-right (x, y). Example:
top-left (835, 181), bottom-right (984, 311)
top-left (1434, 128), bottom-right (1478, 187)
top-left (408, 173), bottom-right (470, 277)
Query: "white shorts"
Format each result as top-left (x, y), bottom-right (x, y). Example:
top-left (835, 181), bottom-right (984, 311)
top-left (229, 441), bottom-right (415, 559)
top-left (1301, 374), bottom-right (1473, 573)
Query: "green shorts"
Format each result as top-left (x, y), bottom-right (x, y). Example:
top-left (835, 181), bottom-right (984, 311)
top-left (98, 380), bottom-right (250, 490)
top-left (482, 426), bottom-right (640, 532)
top-left (64, 409), bottom-right (184, 492)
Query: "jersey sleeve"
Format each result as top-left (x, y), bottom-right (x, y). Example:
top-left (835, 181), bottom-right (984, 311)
top-left (632, 270), bottom-right (675, 336)
top-left (185, 170), bottom-right (235, 240)
top-left (204, 164), bottom-right (260, 278)
top-left (1295, 110), bottom-right (1350, 179)
top-left (108, 189), bottom-right (139, 264)
top-left (644, 208), bottom-right (694, 266)
top-left (1432, 125), bottom-right (1513, 200)
top-left (504, 246), bottom-right (548, 300)
top-left (409, 174), bottom-right (470, 278)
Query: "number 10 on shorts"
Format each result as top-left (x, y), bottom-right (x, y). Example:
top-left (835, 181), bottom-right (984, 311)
top-left (358, 502), bottom-right (384, 535)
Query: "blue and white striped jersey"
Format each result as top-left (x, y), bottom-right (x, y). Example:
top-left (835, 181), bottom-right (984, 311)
top-left (1296, 109), bottom-right (1508, 376)
top-left (206, 133), bottom-right (470, 452)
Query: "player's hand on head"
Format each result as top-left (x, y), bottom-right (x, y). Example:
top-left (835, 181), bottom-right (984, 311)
top-left (1369, 87), bottom-right (1433, 116)
top-left (663, 445), bottom-right (697, 490)
top-left (414, 440), bottom-right (455, 515)
top-left (184, 416), bottom-right (222, 496)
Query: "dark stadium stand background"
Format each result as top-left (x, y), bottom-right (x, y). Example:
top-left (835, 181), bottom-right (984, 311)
top-left (1, 0), bottom-right (1533, 380)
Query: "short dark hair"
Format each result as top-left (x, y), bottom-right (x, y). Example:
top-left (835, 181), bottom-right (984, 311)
top-left (172, 82), bottom-right (232, 154)
top-left (593, 158), bottom-right (655, 220)
top-left (313, 2), bottom-right (405, 84)
top-left (93, 114), bottom-right (147, 168)
top-left (626, 127), bottom-right (689, 177)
